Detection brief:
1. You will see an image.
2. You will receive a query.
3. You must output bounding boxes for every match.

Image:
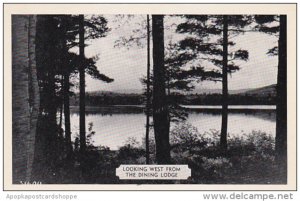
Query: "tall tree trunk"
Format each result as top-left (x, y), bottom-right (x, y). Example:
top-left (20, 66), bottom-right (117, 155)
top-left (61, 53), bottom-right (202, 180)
top-left (59, 102), bottom-right (63, 131)
top-left (32, 15), bottom-right (58, 182)
top-left (152, 15), bottom-right (170, 164)
top-left (58, 75), bottom-right (63, 137)
top-left (64, 73), bottom-right (72, 153)
top-left (145, 14), bottom-right (150, 164)
top-left (79, 14), bottom-right (86, 153)
top-left (12, 15), bottom-right (39, 183)
top-left (166, 67), bottom-right (171, 128)
top-left (220, 15), bottom-right (228, 151)
top-left (27, 15), bottom-right (40, 182)
top-left (275, 15), bottom-right (287, 181)
top-left (61, 17), bottom-right (72, 155)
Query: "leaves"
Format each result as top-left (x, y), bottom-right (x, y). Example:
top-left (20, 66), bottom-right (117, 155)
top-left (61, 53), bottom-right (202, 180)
top-left (257, 25), bottom-right (279, 34)
top-left (255, 15), bottom-right (278, 24)
top-left (174, 14), bottom-right (252, 85)
top-left (254, 15), bottom-right (279, 35)
top-left (233, 49), bottom-right (249, 61)
top-left (69, 15), bottom-right (111, 40)
top-left (267, 46), bottom-right (278, 56)
top-left (85, 61), bottom-right (114, 83)
top-left (228, 15), bottom-right (252, 28)
top-left (113, 15), bottom-right (149, 49)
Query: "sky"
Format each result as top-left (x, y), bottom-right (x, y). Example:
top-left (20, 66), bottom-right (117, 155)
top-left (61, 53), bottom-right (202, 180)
top-left (81, 15), bottom-right (278, 93)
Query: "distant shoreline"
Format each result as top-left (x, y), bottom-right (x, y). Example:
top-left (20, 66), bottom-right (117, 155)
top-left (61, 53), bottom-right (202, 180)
top-left (69, 105), bottom-right (276, 113)
top-left (70, 84), bottom-right (276, 106)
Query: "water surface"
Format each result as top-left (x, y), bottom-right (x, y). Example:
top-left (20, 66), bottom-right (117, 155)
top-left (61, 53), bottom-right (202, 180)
top-left (69, 106), bottom-right (275, 150)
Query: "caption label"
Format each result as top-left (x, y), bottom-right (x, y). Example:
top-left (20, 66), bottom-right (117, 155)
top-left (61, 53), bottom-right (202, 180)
top-left (116, 165), bottom-right (191, 180)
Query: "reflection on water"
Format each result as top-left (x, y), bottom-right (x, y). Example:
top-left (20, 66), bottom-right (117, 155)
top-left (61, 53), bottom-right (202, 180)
top-left (69, 106), bottom-right (276, 150)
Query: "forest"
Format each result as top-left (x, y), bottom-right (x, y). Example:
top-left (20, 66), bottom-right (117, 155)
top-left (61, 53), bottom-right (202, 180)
top-left (12, 14), bottom-right (286, 184)
top-left (70, 84), bottom-right (276, 106)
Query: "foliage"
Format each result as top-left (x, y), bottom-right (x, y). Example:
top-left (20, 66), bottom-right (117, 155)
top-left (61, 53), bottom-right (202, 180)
top-left (201, 157), bottom-right (233, 178)
top-left (86, 122), bottom-right (96, 147)
top-left (254, 15), bottom-right (280, 55)
top-left (52, 119), bottom-right (281, 184)
top-left (71, 92), bottom-right (144, 106)
top-left (175, 15), bottom-right (251, 81)
top-left (36, 15), bottom-right (113, 117)
top-left (169, 123), bottom-right (277, 183)
top-left (70, 88), bottom-right (276, 106)
top-left (113, 15), bottom-right (148, 49)
top-left (118, 137), bottom-right (146, 164)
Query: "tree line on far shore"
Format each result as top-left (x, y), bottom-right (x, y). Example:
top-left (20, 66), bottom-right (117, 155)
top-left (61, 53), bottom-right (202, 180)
top-left (70, 84), bottom-right (276, 106)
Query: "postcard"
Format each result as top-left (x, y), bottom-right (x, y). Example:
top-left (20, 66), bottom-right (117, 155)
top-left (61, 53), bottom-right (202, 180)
top-left (3, 3), bottom-right (297, 190)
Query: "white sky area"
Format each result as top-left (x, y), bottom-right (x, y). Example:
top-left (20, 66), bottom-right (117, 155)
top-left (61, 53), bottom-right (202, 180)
top-left (81, 15), bottom-right (278, 93)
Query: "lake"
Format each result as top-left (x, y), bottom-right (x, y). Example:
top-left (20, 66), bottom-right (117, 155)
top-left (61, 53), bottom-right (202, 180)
top-left (69, 105), bottom-right (276, 150)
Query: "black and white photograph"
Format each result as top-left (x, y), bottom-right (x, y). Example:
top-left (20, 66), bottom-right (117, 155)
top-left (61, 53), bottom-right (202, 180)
top-left (3, 3), bottom-right (297, 190)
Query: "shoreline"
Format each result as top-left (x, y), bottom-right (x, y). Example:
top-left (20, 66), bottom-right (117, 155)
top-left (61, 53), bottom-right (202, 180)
top-left (69, 105), bottom-right (276, 113)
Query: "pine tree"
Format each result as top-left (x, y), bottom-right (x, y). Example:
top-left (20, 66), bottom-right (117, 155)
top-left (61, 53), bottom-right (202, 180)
top-left (58, 15), bottom-right (113, 154)
top-left (276, 15), bottom-right (287, 179)
top-left (114, 15), bottom-right (208, 162)
top-left (32, 15), bottom-right (113, 182)
top-left (152, 15), bottom-right (171, 164)
top-left (79, 14), bottom-right (86, 153)
top-left (255, 15), bottom-right (287, 181)
top-left (220, 15), bottom-right (229, 151)
top-left (113, 14), bottom-right (153, 163)
top-left (176, 15), bottom-right (251, 151)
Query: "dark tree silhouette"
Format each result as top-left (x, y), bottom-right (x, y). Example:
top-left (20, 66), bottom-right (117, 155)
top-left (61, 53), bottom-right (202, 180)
top-left (220, 15), bottom-right (229, 151)
top-left (113, 15), bottom-right (152, 163)
top-left (152, 15), bottom-right (171, 164)
top-left (255, 15), bottom-right (287, 179)
top-left (220, 15), bottom-right (251, 151)
top-left (31, 15), bottom-right (113, 183)
top-left (75, 14), bottom-right (114, 154)
top-left (176, 15), bottom-right (250, 151)
top-left (276, 15), bottom-right (287, 178)
top-left (64, 15), bottom-right (113, 154)
top-left (113, 15), bottom-right (203, 162)
top-left (60, 16), bottom-right (72, 155)
top-left (145, 14), bottom-right (151, 164)
top-left (34, 15), bottom-right (64, 182)
top-left (79, 14), bottom-right (86, 153)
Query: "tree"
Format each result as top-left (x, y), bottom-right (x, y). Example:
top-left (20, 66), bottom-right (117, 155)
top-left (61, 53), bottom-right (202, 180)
top-left (220, 15), bottom-right (251, 151)
top-left (176, 15), bottom-right (250, 151)
top-left (145, 14), bottom-right (151, 164)
top-left (164, 42), bottom-right (212, 123)
top-left (255, 15), bottom-right (287, 179)
top-left (32, 15), bottom-right (113, 182)
top-left (60, 16), bottom-right (72, 155)
top-left (276, 15), bottom-right (287, 178)
top-left (60, 15), bottom-right (112, 155)
top-left (152, 15), bottom-right (171, 164)
top-left (114, 15), bottom-right (204, 163)
top-left (27, 15), bottom-right (40, 182)
top-left (34, 15), bottom-right (65, 182)
top-left (67, 14), bottom-right (113, 154)
top-left (220, 15), bottom-right (229, 151)
top-left (12, 15), bottom-right (39, 183)
top-left (113, 14), bottom-right (152, 163)
top-left (79, 14), bottom-right (86, 153)
top-left (56, 15), bottom-right (113, 154)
